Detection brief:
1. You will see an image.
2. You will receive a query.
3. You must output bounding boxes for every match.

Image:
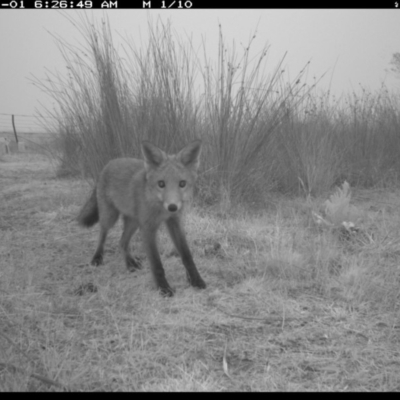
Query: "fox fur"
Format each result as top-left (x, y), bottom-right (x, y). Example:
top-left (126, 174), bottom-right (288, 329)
top-left (77, 140), bottom-right (206, 297)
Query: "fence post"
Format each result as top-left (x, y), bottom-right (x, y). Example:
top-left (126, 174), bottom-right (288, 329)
top-left (12, 114), bottom-right (19, 144)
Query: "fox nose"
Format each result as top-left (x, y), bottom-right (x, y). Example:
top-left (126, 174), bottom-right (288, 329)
top-left (167, 204), bottom-right (178, 212)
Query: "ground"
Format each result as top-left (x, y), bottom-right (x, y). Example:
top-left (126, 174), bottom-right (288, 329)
top-left (1, 152), bottom-right (400, 391)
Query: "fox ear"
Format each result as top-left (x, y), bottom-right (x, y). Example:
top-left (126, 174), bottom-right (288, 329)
top-left (142, 141), bottom-right (166, 169)
top-left (177, 140), bottom-right (202, 170)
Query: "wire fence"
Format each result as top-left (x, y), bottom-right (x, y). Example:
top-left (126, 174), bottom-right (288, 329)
top-left (0, 113), bottom-right (56, 135)
top-left (0, 113), bottom-right (59, 153)
top-left (0, 112), bottom-right (57, 144)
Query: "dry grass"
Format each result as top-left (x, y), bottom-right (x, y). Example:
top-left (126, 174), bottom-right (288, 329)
top-left (1, 153), bottom-right (400, 391)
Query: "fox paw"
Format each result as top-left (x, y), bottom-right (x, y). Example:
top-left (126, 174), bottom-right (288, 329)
top-left (159, 285), bottom-right (175, 297)
top-left (91, 254), bottom-right (103, 266)
top-left (192, 278), bottom-right (206, 289)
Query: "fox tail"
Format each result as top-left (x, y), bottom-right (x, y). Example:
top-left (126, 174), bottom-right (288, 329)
top-left (77, 187), bottom-right (99, 227)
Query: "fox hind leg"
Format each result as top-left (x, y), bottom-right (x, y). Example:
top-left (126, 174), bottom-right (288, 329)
top-left (91, 226), bottom-right (108, 266)
top-left (120, 215), bottom-right (142, 271)
top-left (91, 202), bottom-right (119, 266)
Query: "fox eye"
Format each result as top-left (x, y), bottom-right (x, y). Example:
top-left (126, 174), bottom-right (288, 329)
top-left (158, 181), bottom-right (165, 188)
top-left (179, 180), bottom-right (186, 188)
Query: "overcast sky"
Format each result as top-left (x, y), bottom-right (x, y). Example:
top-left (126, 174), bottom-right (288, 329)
top-left (0, 9), bottom-right (399, 132)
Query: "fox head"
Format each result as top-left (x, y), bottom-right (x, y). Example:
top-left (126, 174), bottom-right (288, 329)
top-left (142, 140), bottom-right (202, 213)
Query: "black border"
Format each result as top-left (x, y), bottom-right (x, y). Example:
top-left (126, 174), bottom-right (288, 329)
top-left (1, 0), bottom-right (400, 9)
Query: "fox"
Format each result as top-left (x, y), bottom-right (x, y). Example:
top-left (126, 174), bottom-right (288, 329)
top-left (77, 140), bottom-right (206, 297)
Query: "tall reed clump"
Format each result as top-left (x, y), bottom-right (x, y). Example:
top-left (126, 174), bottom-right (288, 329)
top-left (34, 15), bottom-right (312, 204)
top-left (122, 20), bottom-right (202, 153)
top-left (33, 17), bottom-right (203, 180)
top-left (271, 90), bottom-right (345, 196)
top-left (194, 26), bottom-right (313, 207)
top-left (34, 15), bottom-right (400, 207)
top-left (335, 86), bottom-right (400, 188)
top-left (33, 16), bottom-right (140, 179)
top-left (268, 85), bottom-right (400, 195)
